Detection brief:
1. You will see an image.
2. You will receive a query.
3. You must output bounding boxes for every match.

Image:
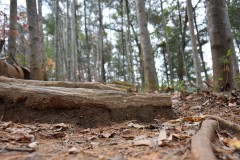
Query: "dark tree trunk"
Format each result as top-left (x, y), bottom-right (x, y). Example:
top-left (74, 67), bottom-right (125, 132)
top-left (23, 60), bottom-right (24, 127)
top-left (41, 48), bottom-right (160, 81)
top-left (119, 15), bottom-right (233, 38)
top-left (7, 0), bottom-right (17, 65)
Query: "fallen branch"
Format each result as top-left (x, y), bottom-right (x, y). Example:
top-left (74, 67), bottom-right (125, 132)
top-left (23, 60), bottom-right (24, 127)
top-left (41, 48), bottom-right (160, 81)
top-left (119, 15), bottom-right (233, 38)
top-left (191, 120), bottom-right (218, 160)
top-left (0, 147), bottom-right (35, 153)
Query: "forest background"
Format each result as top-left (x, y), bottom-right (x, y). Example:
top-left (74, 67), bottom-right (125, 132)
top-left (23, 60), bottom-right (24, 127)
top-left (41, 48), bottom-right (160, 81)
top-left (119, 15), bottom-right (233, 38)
top-left (0, 0), bottom-right (239, 92)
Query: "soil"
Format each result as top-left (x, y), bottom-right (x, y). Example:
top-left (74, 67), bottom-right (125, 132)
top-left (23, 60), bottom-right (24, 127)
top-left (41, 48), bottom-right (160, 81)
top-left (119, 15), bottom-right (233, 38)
top-left (0, 90), bottom-right (240, 160)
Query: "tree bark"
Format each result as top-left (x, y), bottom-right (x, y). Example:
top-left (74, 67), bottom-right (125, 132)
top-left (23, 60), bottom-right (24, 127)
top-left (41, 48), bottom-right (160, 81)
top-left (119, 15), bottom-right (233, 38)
top-left (177, 1), bottom-right (187, 81)
top-left (26, 0), bottom-right (43, 80)
top-left (71, 0), bottom-right (78, 82)
top-left (125, 0), bottom-right (135, 84)
top-left (160, 0), bottom-right (173, 84)
top-left (135, 0), bottom-right (158, 91)
top-left (0, 79), bottom-right (173, 127)
top-left (66, 0), bottom-right (71, 80)
top-left (54, 0), bottom-right (60, 80)
top-left (206, 0), bottom-right (240, 91)
top-left (193, 7), bottom-right (209, 82)
top-left (38, 0), bottom-right (47, 80)
top-left (129, 16), bottom-right (145, 88)
top-left (186, 0), bottom-right (203, 89)
top-left (7, 0), bottom-right (17, 65)
top-left (98, 0), bottom-right (106, 82)
top-left (84, 0), bottom-right (91, 82)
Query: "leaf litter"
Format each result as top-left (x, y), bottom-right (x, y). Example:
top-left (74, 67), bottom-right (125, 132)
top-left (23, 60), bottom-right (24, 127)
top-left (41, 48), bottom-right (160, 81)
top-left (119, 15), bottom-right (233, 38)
top-left (0, 90), bottom-right (239, 159)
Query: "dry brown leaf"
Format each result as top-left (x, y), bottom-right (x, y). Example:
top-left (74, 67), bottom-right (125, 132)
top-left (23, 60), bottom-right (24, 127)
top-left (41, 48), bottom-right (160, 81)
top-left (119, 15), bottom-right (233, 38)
top-left (127, 122), bottom-right (145, 129)
top-left (221, 138), bottom-right (240, 149)
top-left (51, 123), bottom-right (69, 131)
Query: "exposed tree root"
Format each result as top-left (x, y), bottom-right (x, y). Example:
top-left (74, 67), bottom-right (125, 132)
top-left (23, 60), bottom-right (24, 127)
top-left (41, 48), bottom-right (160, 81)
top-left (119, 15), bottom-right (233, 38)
top-left (203, 115), bottom-right (240, 138)
top-left (191, 120), bottom-right (218, 160)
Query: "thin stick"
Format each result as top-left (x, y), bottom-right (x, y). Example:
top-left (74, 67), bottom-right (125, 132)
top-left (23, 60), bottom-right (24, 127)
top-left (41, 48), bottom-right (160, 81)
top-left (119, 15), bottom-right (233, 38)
top-left (0, 147), bottom-right (35, 153)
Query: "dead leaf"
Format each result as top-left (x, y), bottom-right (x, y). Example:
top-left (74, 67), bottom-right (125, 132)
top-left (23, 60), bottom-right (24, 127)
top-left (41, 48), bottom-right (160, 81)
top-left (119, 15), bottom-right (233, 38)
top-left (28, 142), bottom-right (38, 148)
top-left (158, 129), bottom-right (167, 141)
top-left (128, 122), bottom-right (145, 129)
top-left (122, 135), bottom-right (135, 140)
top-left (228, 102), bottom-right (237, 107)
top-left (133, 139), bottom-right (157, 147)
top-left (222, 138), bottom-right (240, 149)
top-left (99, 132), bottom-right (115, 138)
top-left (68, 147), bottom-right (79, 154)
top-left (163, 119), bottom-right (181, 128)
top-left (133, 135), bottom-right (159, 148)
top-left (171, 134), bottom-right (190, 141)
top-left (39, 132), bottom-right (67, 139)
top-left (51, 123), bottom-right (68, 131)
top-left (80, 128), bottom-right (91, 133)
top-left (16, 134), bottom-right (35, 143)
top-left (134, 135), bottom-right (148, 141)
top-left (158, 129), bottom-right (167, 145)
top-left (1, 121), bottom-right (12, 129)
top-left (182, 116), bottom-right (203, 123)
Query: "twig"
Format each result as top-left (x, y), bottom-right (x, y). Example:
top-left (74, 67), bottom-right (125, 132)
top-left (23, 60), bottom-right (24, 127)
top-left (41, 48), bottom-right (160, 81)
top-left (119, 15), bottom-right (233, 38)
top-left (203, 81), bottom-right (213, 88)
top-left (0, 147), bottom-right (35, 153)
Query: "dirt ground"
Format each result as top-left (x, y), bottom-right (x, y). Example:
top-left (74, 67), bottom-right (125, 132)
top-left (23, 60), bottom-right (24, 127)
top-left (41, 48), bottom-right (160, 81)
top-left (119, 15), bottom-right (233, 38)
top-left (0, 90), bottom-right (240, 160)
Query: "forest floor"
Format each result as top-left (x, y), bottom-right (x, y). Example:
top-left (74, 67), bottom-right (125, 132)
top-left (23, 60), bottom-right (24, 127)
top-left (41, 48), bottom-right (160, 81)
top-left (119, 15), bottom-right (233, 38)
top-left (0, 90), bottom-right (240, 160)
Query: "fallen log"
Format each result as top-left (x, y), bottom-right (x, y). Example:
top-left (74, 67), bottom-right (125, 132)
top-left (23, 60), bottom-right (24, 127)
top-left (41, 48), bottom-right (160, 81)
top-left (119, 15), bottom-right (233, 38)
top-left (0, 81), bottom-right (174, 127)
top-left (191, 120), bottom-right (218, 160)
top-left (0, 76), bottom-right (132, 92)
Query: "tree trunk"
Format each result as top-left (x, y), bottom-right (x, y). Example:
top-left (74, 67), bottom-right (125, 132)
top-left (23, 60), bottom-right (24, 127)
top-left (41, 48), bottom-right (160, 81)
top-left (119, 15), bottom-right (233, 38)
top-left (125, 0), bottom-right (135, 84)
top-left (193, 7), bottom-right (209, 82)
top-left (55, 0), bottom-right (60, 80)
top-left (186, 0), bottom-right (203, 89)
top-left (66, 0), bottom-right (71, 81)
top-left (84, 0), bottom-right (91, 82)
top-left (129, 14), bottom-right (145, 88)
top-left (71, 0), bottom-right (78, 82)
top-left (160, 0), bottom-right (173, 84)
top-left (206, 0), bottom-right (240, 91)
top-left (38, 0), bottom-right (47, 80)
top-left (177, 1), bottom-right (188, 82)
top-left (120, 0), bottom-right (127, 81)
top-left (135, 0), bottom-right (158, 91)
top-left (0, 40), bottom-right (5, 53)
top-left (26, 0), bottom-right (43, 80)
top-left (98, 0), bottom-right (106, 82)
top-left (7, 0), bottom-right (17, 65)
